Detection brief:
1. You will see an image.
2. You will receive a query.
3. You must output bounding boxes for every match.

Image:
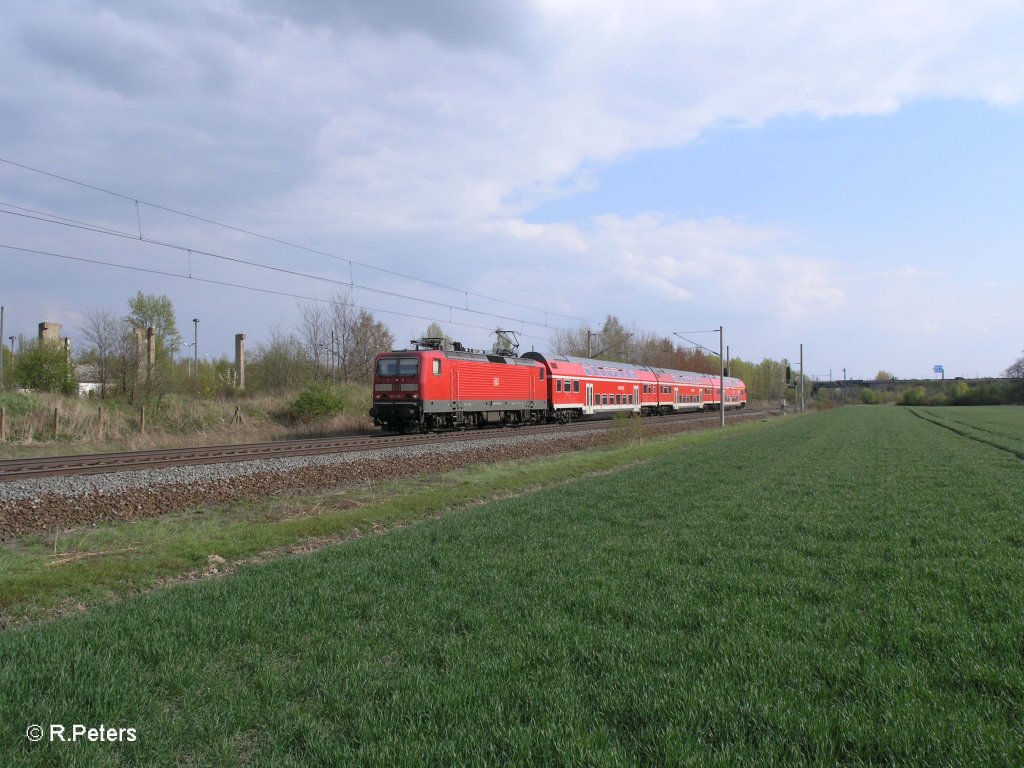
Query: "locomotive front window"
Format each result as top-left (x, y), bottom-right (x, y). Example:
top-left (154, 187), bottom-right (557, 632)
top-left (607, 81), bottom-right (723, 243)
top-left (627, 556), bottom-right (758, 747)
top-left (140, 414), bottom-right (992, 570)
top-left (376, 357), bottom-right (420, 377)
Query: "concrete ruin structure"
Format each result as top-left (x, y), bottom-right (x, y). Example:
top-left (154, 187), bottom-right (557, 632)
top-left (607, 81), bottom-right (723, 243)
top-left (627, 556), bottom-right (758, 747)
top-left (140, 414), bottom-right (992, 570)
top-left (134, 327), bottom-right (156, 385)
top-left (38, 321), bottom-right (71, 366)
top-left (38, 321), bottom-right (62, 341)
top-left (235, 333), bottom-right (246, 389)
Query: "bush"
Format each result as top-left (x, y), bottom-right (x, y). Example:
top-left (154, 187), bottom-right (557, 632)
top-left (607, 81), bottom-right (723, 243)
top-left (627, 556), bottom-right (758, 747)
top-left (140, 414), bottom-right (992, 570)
top-left (860, 389), bottom-right (878, 405)
top-left (899, 386), bottom-right (926, 406)
top-left (13, 341), bottom-right (77, 395)
top-left (0, 391), bottom-right (39, 417)
top-left (287, 383), bottom-right (347, 423)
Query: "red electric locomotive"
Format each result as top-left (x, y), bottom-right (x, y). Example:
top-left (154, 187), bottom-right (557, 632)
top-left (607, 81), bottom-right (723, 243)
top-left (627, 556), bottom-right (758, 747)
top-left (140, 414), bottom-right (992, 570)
top-left (369, 343), bottom-right (547, 432)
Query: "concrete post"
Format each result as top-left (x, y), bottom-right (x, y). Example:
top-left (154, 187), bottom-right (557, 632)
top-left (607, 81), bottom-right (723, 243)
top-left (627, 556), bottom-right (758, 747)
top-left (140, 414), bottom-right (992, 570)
top-left (799, 343), bottom-right (805, 412)
top-left (0, 406), bottom-right (5, 443)
top-left (139, 405), bottom-right (146, 434)
top-left (719, 325), bottom-right (725, 428)
top-left (146, 327), bottom-right (156, 385)
top-left (52, 407), bottom-right (59, 437)
top-left (135, 328), bottom-right (147, 385)
top-left (235, 333), bottom-right (246, 390)
top-left (98, 406), bottom-right (104, 441)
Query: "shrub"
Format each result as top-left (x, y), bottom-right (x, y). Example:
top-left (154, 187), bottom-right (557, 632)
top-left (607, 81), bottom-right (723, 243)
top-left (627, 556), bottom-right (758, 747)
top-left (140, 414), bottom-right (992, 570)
top-left (0, 391), bottom-right (39, 417)
top-left (13, 341), bottom-right (77, 395)
top-left (899, 386), bottom-right (926, 406)
top-left (287, 383), bottom-right (347, 423)
top-left (860, 389), bottom-right (878, 405)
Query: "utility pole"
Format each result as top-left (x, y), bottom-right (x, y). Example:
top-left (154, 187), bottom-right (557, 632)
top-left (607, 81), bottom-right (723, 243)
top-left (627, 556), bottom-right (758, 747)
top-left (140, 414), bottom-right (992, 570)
top-left (587, 330), bottom-right (595, 358)
top-left (672, 327), bottom-right (726, 427)
top-left (799, 343), bottom-right (804, 412)
top-left (192, 318), bottom-right (199, 380)
top-left (0, 305), bottom-right (4, 389)
top-left (719, 325), bottom-right (725, 428)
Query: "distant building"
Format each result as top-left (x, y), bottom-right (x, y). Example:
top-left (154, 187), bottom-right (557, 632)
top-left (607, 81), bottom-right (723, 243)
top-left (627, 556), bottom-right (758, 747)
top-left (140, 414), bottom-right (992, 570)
top-left (75, 364), bottom-right (101, 397)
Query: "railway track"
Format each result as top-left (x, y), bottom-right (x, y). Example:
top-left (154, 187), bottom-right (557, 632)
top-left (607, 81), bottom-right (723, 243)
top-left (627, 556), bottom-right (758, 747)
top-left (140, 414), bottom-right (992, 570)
top-left (0, 407), bottom-right (768, 482)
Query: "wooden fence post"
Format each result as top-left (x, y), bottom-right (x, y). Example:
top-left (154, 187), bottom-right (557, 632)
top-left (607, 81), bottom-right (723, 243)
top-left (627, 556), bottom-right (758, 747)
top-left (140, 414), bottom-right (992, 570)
top-left (139, 405), bottom-right (146, 434)
top-left (98, 406), bottom-right (104, 441)
top-left (0, 406), bottom-right (6, 443)
top-left (53, 407), bottom-right (60, 438)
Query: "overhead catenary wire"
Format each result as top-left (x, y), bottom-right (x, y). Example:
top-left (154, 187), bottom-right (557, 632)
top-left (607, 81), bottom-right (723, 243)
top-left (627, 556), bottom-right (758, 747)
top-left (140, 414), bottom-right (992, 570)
top-left (0, 156), bottom-right (601, 328)
top-left (673, 330), bottom-right (723, 358)
top-left (0, 242), bottom-right (552, 342)
top-left (0, 206), bottom-right (579, 335)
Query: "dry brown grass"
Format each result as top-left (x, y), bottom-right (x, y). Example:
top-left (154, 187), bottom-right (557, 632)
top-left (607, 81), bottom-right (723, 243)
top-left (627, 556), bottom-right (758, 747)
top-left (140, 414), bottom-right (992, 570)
top-left (0, 385), bottom-right (374, 459)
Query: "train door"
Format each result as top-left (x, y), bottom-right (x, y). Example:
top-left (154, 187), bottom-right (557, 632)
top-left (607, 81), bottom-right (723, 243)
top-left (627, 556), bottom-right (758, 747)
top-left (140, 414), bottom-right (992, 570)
top-left (633, 385), bottom-right (640, 413)
top-left (586, 383), bottom-right (594, 415)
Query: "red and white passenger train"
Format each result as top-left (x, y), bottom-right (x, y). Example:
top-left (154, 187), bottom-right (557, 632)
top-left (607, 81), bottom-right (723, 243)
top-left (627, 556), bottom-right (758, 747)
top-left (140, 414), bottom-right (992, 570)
top-left (369, 341), bottom-right (746, 432)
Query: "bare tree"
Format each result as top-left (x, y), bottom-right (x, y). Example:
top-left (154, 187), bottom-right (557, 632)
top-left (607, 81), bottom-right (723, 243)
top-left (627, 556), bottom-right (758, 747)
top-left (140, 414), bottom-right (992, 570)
top-left (1006, 353), bottom-right (1024, 379)
top-left (1006, 351), bottom-right (1024, 401)
top-left (551, 324), bottom-right (593, 357)
top-left (79, 305), bottom-right (123, 398)
top-left (301, 290), bottom-right (395, 383)
top-left (299, 301), bottom-right (331, 381)
top-left (342, 309), bottom-right (394, 381)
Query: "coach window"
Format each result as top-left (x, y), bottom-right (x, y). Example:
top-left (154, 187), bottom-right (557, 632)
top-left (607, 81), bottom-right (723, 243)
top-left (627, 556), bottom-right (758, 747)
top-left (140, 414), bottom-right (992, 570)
top-left (432, 359), bottom-right (441, 376)
top-left (556, 379), bottom-right (562, 392)
top-left (573, 380), bottom-right (580, 393)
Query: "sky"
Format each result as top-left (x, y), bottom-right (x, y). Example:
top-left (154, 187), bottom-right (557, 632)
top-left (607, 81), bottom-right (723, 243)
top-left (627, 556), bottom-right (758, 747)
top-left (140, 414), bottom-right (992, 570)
top-left (2, 0), bottom-right (1024, 380)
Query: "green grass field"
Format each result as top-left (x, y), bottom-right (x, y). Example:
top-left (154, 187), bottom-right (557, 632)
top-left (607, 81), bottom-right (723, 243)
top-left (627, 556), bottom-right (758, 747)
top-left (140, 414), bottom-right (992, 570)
top-left (2, 406), bottom-right (1023, 766)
